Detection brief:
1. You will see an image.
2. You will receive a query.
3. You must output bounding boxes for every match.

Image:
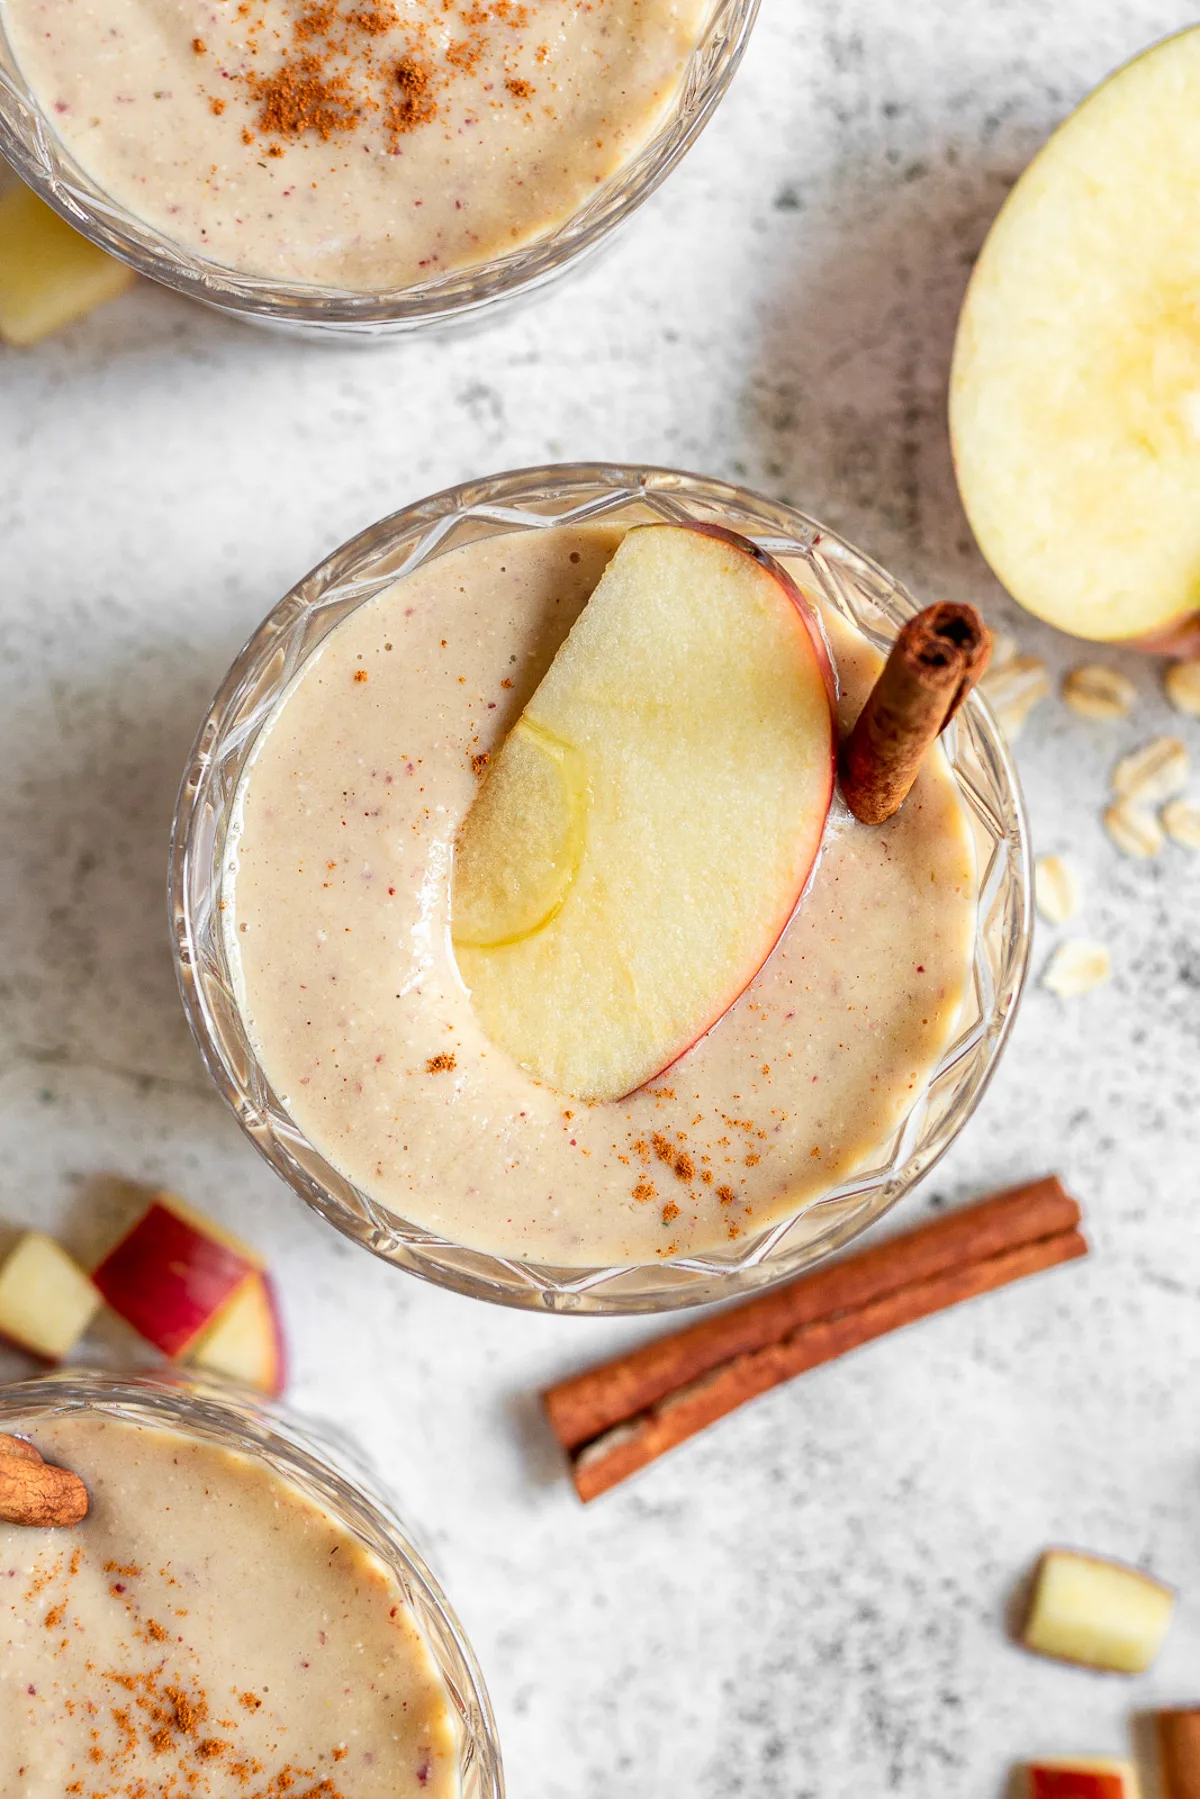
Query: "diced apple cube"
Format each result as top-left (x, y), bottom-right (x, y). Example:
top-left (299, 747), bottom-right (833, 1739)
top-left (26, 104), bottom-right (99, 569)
top-left (92, 1192), bottom-right (261, 1358)
top-left (0, 182), bottom-right (134, 347)
top-left (1023, 1548), bottom-right (1174, 1673)
top-left (187, 1273), bottom-right (287, 1397)
top-left (0, 1232), bottom-right (101, 1360)
top-left (1026, 1758), bottom-right (1139, 1799)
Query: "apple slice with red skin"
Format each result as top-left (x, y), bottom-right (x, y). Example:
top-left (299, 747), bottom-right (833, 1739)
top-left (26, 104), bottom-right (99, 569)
top-left (92, 1193), bottom-right (261, 1358)
top-left (187, 1273), bottom-right (287, 1397)
top-left (1027, 1761), bottom-right (1137, 1799)
top-left (452, 522), bottom-right (836, 1103)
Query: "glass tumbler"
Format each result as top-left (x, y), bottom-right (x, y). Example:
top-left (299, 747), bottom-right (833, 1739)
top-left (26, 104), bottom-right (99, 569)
top-left (171, 463), bottom-right (1031, 1312)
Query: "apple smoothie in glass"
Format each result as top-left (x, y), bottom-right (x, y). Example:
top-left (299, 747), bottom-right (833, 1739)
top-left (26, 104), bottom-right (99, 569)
top-left (198, 482), bottom-right (995, 1277)
top-left (4, 0), bottom-right (714, 292)
top-left (0, 1376), bottom-right (500, 1798)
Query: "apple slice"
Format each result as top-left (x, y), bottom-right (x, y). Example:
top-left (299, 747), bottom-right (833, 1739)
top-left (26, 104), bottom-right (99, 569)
top-left (949, 27), bottom-right (1200, 644)
top-left (0, 1232), bottom-right (101, 1361)
top-left (92, 1193), bottom-right (261, 1358)
top-left (0, 183), bottom-right (134, 347)
top-left (1026, 1759), bottom-right (1139, 1799)
top-left (452, 523), bottom-right (836, 1103)
top-left (1022, 1548), bottom-right (1174, 1673)
top-left (186, 1273), bottom-right (287, 1397)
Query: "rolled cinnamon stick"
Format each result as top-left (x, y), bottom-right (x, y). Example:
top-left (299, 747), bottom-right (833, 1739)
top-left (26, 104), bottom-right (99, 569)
top-left (0, 1452), bottom-right (88, 1527)
top-left (546, 1176), bottom-right (1079, 1454)
top-left (567, 1227), bottom-right (1085, 1501)
top-left (840, 601), bottom-right (991, 825)
top-left (1159, 1710), bottom-right (1200, 1799)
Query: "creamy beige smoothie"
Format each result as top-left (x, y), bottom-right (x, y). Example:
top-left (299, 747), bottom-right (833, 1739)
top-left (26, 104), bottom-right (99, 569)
top-left (5, 0), bottom-right (710, 290)
top-left (0, 1413), bottom-right (460, 1798)
top-left (224, 524), bottom-right (978, 1267)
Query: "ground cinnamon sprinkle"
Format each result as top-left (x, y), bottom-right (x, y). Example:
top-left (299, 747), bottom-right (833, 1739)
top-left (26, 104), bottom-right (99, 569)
top-left (426, 1052), bottom-right (456, 1073)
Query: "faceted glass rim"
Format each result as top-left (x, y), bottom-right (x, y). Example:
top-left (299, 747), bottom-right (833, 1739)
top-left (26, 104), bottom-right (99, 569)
top-left (0, 1368), bottom-right (504, 1798)
top-left (170, 462), bottom-right (1032, 1314)
top-left (0, 0), bottom-right (759, 336)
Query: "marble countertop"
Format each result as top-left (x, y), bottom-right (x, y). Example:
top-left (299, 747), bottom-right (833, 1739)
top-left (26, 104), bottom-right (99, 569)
top-left (3, 1), bottom-right (1199, 1792)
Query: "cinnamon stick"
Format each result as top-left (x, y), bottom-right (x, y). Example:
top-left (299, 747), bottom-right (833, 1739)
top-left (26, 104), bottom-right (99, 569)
top-left (0, 1437), bottom-right (88, 1527)
top-left (1158, 1711), bottom-right (1200, 1799)
top-left (543, 1177), bottom-right (1086, 1502)
top-left (840, 600), bottom-right (991, 825)
top-left (0, 1432), bottom-right (42, 1464)
top-left (546, 1176), bottom-right (1079, 1452)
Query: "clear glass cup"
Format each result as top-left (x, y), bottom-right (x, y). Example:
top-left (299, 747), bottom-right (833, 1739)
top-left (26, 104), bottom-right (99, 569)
top-left (171, 463), bottom-right (1032, 1312)
top-left (0, 1), bottom-right (759, 339)
top-left (0, 1367), bottom-right (503, 1799)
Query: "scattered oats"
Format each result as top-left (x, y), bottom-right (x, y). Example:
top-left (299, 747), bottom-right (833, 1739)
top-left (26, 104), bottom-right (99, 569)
top-left (1042, 939), bottom-right (1112, 998)
top-left (1034, 855), bottom-right (1081, 924)
top-left (980, 655), bottom-right (1050, 740)
top-left (1062, 663), bottom-right (1137, 720)
top-left (1161, 797), bottom-right (1200, 851)
top-left (1165, 660), bottom-right (1200, 718)
top-left (1111, 736), bottom-right (1189, 803)
top-left (1104, 800), bottom-right (1163, 859)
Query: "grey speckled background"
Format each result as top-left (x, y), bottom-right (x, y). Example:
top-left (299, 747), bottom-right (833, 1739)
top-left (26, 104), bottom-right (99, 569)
top-left (3, 2), bottom-right (1200, 1793)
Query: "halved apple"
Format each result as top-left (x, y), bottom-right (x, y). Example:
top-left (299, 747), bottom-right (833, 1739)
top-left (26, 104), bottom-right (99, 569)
top-left (187, 1273), bottom-right (287, 1397)
top-left (1022, 1547), bottom-right (1174, 1673)
top-left (92, 1192), bottom-right (261, 1358)
top-left (0, 183), bottom-right (134, 347)
top-left (950, 27), bottom-right (1200, 644)
top-left (0, 1231), bottom-right (101, 1361)
top-left (1027, 1759), bottom-right (1138, 1799)
top-left (452, 523), bottom-right (836, 1103)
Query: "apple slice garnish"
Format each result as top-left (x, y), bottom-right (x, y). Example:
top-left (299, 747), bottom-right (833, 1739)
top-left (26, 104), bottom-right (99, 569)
top-left (949, 28), bottom-right (1200, 644)
top-left (92, 1192), bottom-right (262, 1359)
top-left (186, 1272), bottom-right (287, 1397)
top-left (1026, 1759), bottom-right (1138, 1799)
top-left (1021, 1547), bottom-right (1174, 1674)
top-left (0, 1231), bottom-right (101, 1361)
top-left (451, 522), bottom-right (836, 1103)
top-left (0, 183), bottom-right (134, 348)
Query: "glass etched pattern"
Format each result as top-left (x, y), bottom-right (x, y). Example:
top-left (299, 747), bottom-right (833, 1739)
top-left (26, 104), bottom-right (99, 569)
top-left (0, 0), bottom-right (759, 337)
top-left (0, 1370), bottom-right (504, 1799)
top-left (171, 465), bottom-right (1031, 1313)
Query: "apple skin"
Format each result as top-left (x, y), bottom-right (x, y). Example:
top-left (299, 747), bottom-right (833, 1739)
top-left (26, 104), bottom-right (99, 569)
top-left (92, 1196), bottom-right (260, 1359)
top-left (1027, 1764), bottom-right (1131, 1799)
top-left (1125, 613), bottom-right (1200, 657)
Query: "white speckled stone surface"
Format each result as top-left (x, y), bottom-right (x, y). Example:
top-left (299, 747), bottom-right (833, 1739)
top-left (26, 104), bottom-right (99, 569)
top-left (3, 3), bottom-right (1200, 1792)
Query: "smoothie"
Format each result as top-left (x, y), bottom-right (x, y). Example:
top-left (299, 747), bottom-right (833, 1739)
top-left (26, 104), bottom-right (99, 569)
top-left (224, 523), bottom-right (978, 1267)
top-left (0, 1413), bottom-right (460, 1798)
top-left (4, 0), bottom-right (711, 290)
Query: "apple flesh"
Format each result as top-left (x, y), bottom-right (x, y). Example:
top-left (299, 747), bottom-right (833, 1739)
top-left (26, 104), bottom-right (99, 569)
top-left (92, 1193), bottom-right (261, 1358)
top-left (452, 523), bottom-right (836, 1103)
top-left (1027, 1760), bottom-right (1137, 1799)
top-left (0, 183), bottom-right (134, 347)
top-left (186, 1273), bottom-right (287, 1397)
top-left (950, 26), bottom-right (1200, 644)
top-left (1022, 1547), bottom-right (1174, 1674)
top-left (0, 1232), bottom-right (101, 1361)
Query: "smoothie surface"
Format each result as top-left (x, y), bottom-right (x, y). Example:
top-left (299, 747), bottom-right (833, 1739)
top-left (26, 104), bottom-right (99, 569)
top-left (225, 523), bottom-right (978, 1266)
top-left (0, 1414), bottom-right (460, 1798)
top-left (6, 0), bottom-right (710, 289)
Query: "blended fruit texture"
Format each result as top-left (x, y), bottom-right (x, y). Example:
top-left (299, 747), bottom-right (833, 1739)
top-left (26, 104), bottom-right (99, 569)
top-left (0, 1415), bottom-right (460, 1798)
top-left (5, 0), bottom-right (711, 290)
top-left (225, 523), bottom-right (978, 1266)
